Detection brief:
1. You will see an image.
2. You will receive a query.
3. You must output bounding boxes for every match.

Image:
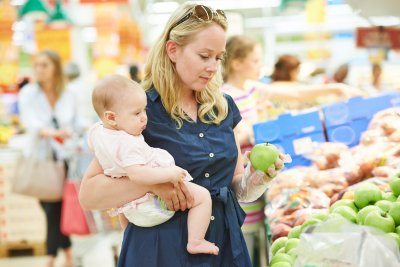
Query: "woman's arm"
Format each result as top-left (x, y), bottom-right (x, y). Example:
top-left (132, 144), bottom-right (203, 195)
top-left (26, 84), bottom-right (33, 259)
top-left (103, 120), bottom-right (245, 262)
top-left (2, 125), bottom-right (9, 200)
top-left (79, 158), bottom-right (194, 211)
top-left (79, 158), bottom-right (150, 210)
top-left (253, 81), bottom-right (365, 102)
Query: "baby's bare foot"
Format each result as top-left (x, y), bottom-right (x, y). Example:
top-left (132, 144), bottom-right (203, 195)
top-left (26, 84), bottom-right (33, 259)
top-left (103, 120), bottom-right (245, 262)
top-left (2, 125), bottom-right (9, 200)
top-left (187, 239), bottom-right (219, 255)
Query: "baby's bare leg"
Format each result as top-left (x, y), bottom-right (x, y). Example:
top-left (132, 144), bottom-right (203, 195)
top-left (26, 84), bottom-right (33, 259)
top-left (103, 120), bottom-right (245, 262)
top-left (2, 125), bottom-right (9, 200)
top-left (185, 182), bottom-right (219, 255)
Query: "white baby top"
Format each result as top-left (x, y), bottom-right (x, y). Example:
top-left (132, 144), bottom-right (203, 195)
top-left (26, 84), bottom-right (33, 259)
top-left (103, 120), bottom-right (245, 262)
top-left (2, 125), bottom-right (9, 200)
top-left (87, 122), bottom-right (175, 178)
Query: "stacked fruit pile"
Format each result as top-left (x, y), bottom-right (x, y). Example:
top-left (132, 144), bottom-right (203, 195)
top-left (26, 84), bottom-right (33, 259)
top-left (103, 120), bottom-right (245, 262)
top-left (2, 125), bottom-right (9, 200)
top-left (268, 173), bottom-right (400, 267)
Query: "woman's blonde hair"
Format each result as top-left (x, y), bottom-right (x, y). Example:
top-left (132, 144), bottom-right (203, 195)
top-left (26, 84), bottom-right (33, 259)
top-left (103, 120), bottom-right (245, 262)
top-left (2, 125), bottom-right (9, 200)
top-left (36, 50), bottom-right (65, 99)
top-left (142, 2), bottom-right (228, 128)
top-left (223, 35), bottom-right (257, 82)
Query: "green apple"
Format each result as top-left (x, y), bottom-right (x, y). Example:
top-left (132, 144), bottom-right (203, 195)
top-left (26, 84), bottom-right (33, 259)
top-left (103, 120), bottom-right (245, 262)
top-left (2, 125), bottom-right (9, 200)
top-left (357, 205), bottom-right (382, 225)
top-left (275, 247), bottom-right (286, 255)
top-left (387, 233), bottom-right (400, 249)
top-left (364, 211), bottom-right (395, 233)
top-left (300, 218), bottom-right (321, 233)
top-left (284, 238), bottom-right (300, 253)
top-left (310, 212), bottom-right (329, 221)
top-left (329, 199), bottom-right (358, 213)
top-left (269, 253), bottom-right (294, 266)
top-left (390, 173), bottom-right (400, 197)
top-left (271, 262), bottom-right (292, 267)
top-left (382, 192), bottom-right (397, 202)
top-left (288, 225), bottom-right (302, 239)
top-left (287, 248), bottom-right (297, 258)
top-left (331, 206), bottom-right (357, 223)
top-left (250, 143), bottom-right (279, 173)
top-left (388, 202), bottom-right (400, 226)
top-left (375, 200), bottom-right (394, 213)
top-left (396, 225), bottom-right (400, 235)
top-left (271, 237), bottom-right (288, 256)
top-left (354, 183), bottom-right (382, 209)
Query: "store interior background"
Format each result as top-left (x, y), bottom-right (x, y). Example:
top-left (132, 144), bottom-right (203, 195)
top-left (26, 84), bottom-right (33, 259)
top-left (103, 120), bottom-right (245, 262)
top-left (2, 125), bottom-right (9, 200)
top-left (1, 0), bottom-right (400, 267)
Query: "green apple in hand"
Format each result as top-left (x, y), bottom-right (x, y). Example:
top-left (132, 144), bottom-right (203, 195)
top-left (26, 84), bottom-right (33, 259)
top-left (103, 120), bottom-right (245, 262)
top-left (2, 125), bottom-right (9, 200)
top-left (375, 200), bottom-right (394, 213)
top-left (388, 202), bottom-right (400, 226)
top-left (357, 205), bottom-right (382, 225)
top-left (364, 211), bottom-right (395, 233)
top-left (329, 199), bottom-right (358, 213)
top-left (250, 143), bottom-right (279, 173)
top-left (354, 183), bottom-right (382, 209)
top-left (331, 206), bottom-right (357, 223)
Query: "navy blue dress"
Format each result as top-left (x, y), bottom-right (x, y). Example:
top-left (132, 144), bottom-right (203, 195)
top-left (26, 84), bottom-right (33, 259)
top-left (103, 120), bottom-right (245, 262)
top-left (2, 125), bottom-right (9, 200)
top-left (117, 89), bottom-right (252, 267)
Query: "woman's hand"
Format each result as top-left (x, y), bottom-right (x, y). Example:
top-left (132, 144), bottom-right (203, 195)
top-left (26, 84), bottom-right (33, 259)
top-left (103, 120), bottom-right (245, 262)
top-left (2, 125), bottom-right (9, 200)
top-left (151, 182), bottom-right (194, 211)
top-left (244, 151), bottom-right (288, 183)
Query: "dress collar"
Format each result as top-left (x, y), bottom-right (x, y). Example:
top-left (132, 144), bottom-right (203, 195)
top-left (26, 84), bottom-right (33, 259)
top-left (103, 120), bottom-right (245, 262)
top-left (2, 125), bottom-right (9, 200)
top-left (147, 88), bottom-right (160, 102)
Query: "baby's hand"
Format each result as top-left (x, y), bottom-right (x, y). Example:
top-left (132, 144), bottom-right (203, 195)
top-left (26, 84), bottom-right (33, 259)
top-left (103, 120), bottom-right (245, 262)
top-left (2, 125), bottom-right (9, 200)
top-left (168, 166), bottom-right (187, 184)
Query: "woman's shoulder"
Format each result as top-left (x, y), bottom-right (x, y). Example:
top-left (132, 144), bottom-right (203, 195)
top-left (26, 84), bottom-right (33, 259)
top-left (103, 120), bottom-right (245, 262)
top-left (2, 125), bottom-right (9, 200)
top-left (19, 83), bottom-right (40, 97)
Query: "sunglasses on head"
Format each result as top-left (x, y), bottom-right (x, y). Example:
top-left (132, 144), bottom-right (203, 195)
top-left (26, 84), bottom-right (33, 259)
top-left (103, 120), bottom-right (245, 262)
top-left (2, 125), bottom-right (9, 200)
top-left (171, 5), bottom-right (227, 30)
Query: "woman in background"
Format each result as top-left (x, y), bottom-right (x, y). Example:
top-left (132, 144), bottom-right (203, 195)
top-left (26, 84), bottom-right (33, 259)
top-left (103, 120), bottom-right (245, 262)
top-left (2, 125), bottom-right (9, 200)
top-left (18, 50), bottom-right (77, 267)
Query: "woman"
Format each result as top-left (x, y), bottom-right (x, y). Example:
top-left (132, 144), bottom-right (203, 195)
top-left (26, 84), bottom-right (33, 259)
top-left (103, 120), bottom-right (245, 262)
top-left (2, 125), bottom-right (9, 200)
top-left (18, 50), bottom-right (77, 267)
top-left (79, 3), bottom-right (284, 267)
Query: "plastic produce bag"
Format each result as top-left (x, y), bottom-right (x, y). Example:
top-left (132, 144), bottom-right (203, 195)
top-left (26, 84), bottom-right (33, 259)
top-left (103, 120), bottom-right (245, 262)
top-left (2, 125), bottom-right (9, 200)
top-left (294, 217), bottom-right (400, 267)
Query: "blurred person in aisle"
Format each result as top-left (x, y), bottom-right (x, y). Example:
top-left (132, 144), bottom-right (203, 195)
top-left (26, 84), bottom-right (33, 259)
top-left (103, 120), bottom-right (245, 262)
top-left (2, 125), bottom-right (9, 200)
top-left (129, 64), bottom-right (141, 83)
top-left (64, 62), bottom-right (98, 130)
top-left (362, 63), bottom-right (393, 96)
top-left (266, 56), bottom-right (364, 112)
top-left (79, 3), bottom-right (286, 267)
top-left (270, 54), bottom-right (301, 84)
top-left (18, 50), bottom-right (77, 267)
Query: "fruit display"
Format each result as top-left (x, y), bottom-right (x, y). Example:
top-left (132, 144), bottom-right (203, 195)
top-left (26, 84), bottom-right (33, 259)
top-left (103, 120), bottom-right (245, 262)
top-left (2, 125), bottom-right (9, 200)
top-left (268, 176), bottom-right (400, 266)
top-left (266, 107), bottom-right (400, 242)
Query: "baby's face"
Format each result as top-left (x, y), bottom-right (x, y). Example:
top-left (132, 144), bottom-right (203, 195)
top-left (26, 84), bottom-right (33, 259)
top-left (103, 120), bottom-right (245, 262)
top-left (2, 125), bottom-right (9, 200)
top-left (114, 88), bottom-right (147, 136)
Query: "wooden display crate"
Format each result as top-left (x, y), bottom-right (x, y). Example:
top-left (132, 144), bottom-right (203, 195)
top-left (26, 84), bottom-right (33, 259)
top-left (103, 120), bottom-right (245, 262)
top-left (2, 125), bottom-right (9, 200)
top-left (0, 241), bottom-right (45, 257)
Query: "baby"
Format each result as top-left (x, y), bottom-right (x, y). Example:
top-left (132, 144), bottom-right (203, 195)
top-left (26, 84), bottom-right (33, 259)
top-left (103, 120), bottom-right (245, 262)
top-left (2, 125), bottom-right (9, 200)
top-left (88, 74), bottom-right (218, 255)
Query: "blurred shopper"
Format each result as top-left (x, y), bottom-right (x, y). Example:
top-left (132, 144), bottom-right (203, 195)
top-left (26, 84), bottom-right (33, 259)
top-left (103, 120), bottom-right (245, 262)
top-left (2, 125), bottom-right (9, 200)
top-left (18, 50), bottom-right (77, 267)
top-left (363, 63), bottom-right (392, 95)
top-left (64, 62), bottom-right (98, 130)
top-left (79, 3), bottom-right (286, 267)
top-left (271, 54), bottom-right (301, 83)
top-left (128, 64), bottom-right (141, 83)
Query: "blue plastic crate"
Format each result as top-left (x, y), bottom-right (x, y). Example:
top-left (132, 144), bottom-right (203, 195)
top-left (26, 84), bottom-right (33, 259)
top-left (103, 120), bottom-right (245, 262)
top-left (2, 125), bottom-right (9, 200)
top-left (285, 155), bottom-right (312, 169)
top-left (325, 118), bottom-right (369, 147)
top-left (293, 110), bottom-right (324, 137)
top-left (253, 110), bottom-right (323, 144)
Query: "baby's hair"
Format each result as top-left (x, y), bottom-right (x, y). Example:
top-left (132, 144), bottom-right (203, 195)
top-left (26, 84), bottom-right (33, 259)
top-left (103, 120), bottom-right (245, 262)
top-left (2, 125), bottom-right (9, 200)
top-left (92, 74), bottom-right (142, 118)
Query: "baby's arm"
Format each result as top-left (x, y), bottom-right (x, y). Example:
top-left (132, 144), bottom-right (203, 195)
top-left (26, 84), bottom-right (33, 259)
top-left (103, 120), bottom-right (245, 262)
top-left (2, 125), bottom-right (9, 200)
top-left (125, 165), bottom-right (187, 185)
